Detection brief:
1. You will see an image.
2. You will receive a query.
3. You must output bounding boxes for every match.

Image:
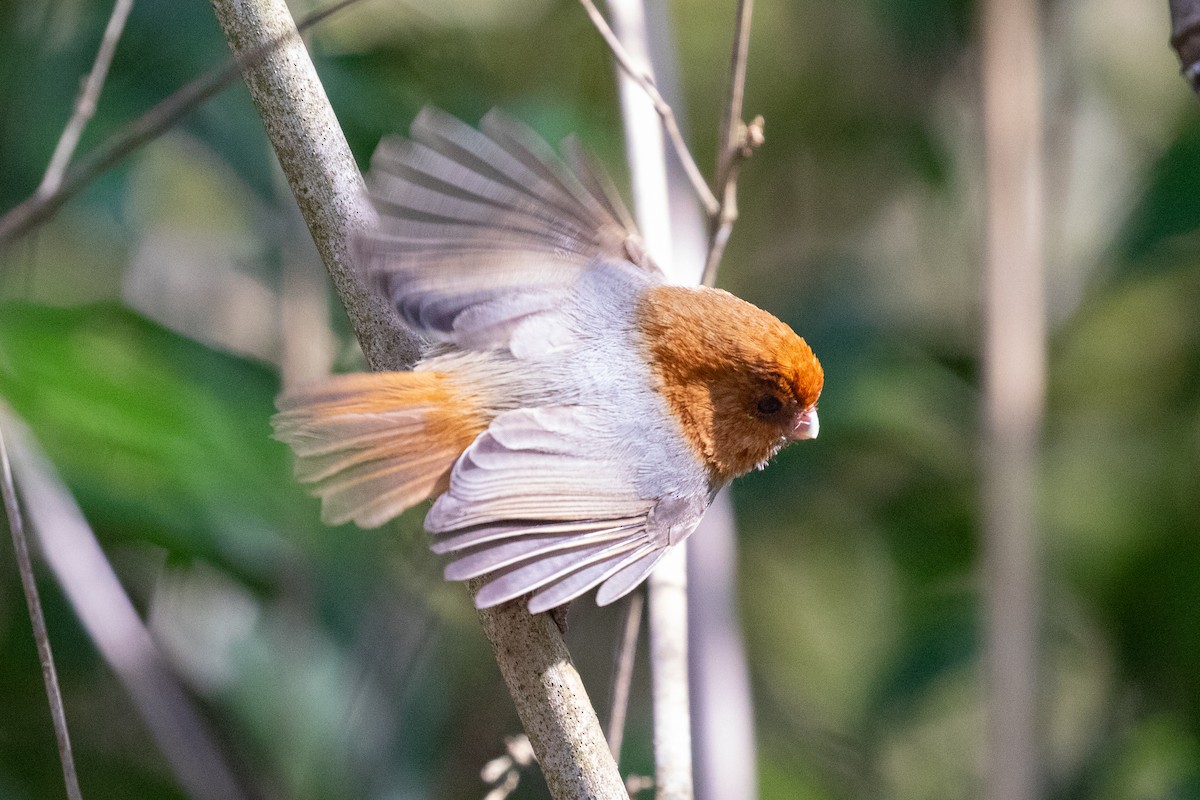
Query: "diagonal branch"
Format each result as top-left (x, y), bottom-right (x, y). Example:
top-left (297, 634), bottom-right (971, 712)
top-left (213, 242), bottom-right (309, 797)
top-left (209, 1), bottom-right (626, 797)
top-left (0, 425), bottom-right (83, 800)
top-left (580, 0), bottom-right (761, 288)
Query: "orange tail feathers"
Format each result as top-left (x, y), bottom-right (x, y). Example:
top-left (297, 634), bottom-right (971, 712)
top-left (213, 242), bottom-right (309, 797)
top-left (272, 372), bottom-right (490, 528)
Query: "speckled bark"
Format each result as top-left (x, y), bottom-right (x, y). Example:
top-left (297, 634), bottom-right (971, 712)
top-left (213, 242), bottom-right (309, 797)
top-left (211, 0), bottom-right (419, 373)
top-left (472, 583), bottom-right (628, 799)
top-left (210, 2), bottom-right (626, 797)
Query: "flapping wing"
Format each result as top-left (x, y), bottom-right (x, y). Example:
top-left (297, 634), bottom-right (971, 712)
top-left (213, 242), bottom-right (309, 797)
top-left (425, 406), bottom-right (707, 613)
top-left (359, 107), bottom-right (662, 350)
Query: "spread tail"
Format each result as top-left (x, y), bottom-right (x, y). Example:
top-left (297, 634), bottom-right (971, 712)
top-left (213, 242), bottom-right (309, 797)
top-left (273, 372), bottom-right (489, 528)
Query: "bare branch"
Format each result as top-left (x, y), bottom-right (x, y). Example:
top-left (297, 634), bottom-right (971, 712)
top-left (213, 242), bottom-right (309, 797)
top-left (0, 425), bottom-right (83, 800)
top-left (36, 0), bottom-right (135, 200)
top-left (211, 0), bottom-right (419, 373)
top-left (580, 0), bottom-right (762, 288)
top-left (700, 113), bottom-right (763, 288)
top-left (0, 0), bottom-right (367, 249)
top-left (210, 1), bottom-right (627, 796)
top-left (1, 410), bottom-right (249, 800)
top-left (605, 589), bottom-right (643, 762)
top-left (579, 0), bottom-right (719, 217)
top-left (467, 584), bottom-right (628, 798)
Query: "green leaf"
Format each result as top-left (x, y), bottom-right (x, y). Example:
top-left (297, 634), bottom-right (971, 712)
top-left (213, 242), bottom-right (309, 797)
top-left (0, 301), bottom-right (314, 577)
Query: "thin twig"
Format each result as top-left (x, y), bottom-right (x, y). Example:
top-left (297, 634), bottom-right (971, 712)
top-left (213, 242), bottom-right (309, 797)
top-left (578, 0), bottom-right (719, 217)
top-left (36, 0), bottom-right (135, 200)
top-left (579, 0), bottom-right (759, 287)
top-left (2, 410), bottom-right (249, 800)
top-left (0, 0), bottom-right (368, 249)
top-left (605, 589), bottom-right (643, 762)
top-left (701, 0), bottom-right (760, 288)
top-left (714, 0), bottom-right (753, 194)
top-left (0, 425), bottom-right (83, 800)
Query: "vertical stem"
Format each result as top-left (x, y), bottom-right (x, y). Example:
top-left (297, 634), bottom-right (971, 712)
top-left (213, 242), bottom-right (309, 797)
top-left (607, 1), bottom-right (694, 796)
top-left (647, 547), bottom-right (692, 799)
top-left (981, 0), bottom-right (1044, 798)
top-left (700, 0), bottom-right (755, 287)
top-left (687, 492), bottom-right (757, 800)
top-left (714, 0), bottom-right (753, 194)
top-left (608, 0), bottom-right (676, 277)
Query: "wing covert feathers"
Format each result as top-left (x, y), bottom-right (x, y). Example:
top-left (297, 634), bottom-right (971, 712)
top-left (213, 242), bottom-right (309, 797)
top-left (272, 372), bottom-right (489, 528)
top-left (424, 407), bottom-right (707, 612)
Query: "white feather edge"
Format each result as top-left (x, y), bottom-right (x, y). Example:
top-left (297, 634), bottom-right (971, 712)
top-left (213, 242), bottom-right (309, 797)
top-left (473, 535), bottom-right (650, 608)
top-left (443, 522), bottom-right (643, 580)
top-left (419, 404), bottom-right (703, 611)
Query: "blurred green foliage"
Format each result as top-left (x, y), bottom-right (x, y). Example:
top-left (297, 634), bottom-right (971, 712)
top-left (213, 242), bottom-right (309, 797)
top-left (2, 0), bottom-right (1200, 798)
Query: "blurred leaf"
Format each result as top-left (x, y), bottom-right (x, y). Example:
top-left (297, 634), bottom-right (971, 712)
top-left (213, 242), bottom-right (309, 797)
top-left (1119, 118), bottom-right (1200, 265)
top-left (864, 0), bottom-right (973, 54)
top-left (869, 599), bottom-right (975, 720)
top-left (0, 301), bottom-right (308, 578)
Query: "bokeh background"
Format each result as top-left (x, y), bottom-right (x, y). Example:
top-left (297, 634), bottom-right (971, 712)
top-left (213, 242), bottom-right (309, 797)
top-left (1, 0), bottom-right (1198, 798)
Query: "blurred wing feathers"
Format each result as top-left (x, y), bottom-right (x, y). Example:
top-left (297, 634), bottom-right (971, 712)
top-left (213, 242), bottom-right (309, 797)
top-left (360, 107), bottom-right (661, 347)
top-left (560, 135), bottom-right (640, 244)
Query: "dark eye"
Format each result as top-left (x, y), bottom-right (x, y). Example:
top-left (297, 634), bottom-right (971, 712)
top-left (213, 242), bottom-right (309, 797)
top-left (756, 394), bottom-right (782, 415)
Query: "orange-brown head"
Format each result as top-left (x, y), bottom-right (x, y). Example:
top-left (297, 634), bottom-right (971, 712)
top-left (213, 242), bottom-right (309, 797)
top-left (636, 285), bottom-right (824, 485)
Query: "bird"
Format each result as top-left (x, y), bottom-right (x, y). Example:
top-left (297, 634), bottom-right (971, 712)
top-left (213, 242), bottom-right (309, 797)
top-left (272, 107), bottom-right (823, 615)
